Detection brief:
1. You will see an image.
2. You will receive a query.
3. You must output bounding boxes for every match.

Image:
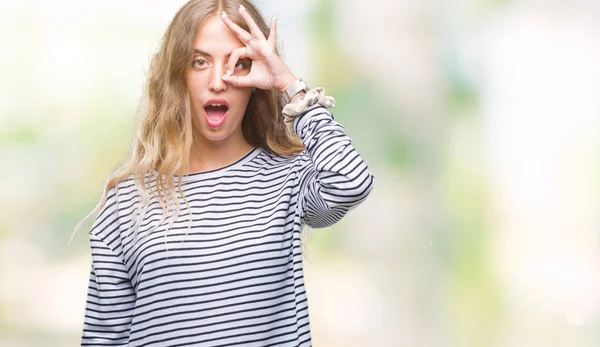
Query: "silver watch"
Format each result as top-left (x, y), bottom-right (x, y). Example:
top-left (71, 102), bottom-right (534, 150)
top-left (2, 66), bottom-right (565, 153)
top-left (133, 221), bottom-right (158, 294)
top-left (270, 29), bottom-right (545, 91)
top-left (281, 78), bottom-right (310, 106)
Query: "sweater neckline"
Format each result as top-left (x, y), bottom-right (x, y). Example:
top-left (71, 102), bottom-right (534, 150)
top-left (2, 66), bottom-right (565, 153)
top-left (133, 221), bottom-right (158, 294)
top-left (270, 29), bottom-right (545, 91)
top-left (176, 146), bottom-right (263, 181)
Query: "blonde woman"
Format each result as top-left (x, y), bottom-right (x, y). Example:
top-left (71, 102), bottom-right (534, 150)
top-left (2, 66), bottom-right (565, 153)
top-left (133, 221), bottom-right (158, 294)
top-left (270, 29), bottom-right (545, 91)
top-left (77, 0), bottom-right (374, 345)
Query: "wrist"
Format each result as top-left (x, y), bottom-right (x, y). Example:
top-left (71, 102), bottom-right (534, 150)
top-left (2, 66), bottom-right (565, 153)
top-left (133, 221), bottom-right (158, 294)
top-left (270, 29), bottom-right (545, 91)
top-left (279, 77), bottom-right (310, 107)
top-left (278, 74), bottom-right (297, 94)
top-left (289, 90), bottom-right (306, 104)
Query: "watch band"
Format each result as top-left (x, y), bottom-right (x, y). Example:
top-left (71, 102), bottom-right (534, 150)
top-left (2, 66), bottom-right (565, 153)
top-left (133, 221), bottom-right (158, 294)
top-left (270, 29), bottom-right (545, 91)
top-left (281, 78), bottom-right (310, 107)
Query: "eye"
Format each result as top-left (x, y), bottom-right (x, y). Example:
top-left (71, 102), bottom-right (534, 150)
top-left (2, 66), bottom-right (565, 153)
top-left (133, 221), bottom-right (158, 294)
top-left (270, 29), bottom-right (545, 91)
top-left (192, 59), bottom-right (208, 68)
top-left (235, 60), bottom-right (250, 70)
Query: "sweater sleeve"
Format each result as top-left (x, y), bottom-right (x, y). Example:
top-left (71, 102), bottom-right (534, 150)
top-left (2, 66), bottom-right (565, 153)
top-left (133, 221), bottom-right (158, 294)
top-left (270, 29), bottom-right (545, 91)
top-left (81, 191), bottom-right (136, 346)
top-left (294, 104), bottom-right (375, 228)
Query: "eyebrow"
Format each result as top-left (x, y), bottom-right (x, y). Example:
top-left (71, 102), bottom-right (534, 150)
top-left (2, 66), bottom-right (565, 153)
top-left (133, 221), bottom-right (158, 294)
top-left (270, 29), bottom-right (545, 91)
top-left (194, 49), bottom-right (230, 58)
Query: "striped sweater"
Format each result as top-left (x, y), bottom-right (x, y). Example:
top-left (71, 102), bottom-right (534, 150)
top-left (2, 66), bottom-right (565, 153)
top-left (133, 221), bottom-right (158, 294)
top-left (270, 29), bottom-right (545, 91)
top-left (81, 104), bottom-right (375, 346)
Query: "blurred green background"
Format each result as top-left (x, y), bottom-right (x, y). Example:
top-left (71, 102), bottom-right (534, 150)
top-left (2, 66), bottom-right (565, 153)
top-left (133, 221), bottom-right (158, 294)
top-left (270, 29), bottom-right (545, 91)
top-left (1, 0), bottom-right (599, 346)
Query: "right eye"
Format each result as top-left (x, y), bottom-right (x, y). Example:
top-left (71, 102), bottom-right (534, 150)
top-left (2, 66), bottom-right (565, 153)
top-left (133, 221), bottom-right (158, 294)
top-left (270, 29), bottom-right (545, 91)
top-left (192, 59), bottom-right (208, 68)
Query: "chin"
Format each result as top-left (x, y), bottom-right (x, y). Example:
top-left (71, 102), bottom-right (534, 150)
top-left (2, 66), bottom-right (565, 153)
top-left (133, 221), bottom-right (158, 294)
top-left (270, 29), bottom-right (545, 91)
top-left (192, 109), bottom-right (244, 145)
top-left (199, 123), bottom-right (240, 143)
top-left (200, 130), bottom-right (230, 143)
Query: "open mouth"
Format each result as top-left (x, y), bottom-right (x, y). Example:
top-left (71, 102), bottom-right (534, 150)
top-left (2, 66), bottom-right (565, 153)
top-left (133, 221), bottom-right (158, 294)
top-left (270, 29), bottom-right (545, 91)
top-left (204, 103), bottom-right (229, 128)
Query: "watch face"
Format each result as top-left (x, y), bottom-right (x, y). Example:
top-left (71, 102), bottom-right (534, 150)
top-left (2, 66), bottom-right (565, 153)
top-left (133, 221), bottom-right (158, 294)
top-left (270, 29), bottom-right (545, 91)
top-left (281, 79), bottom-right (309, 106)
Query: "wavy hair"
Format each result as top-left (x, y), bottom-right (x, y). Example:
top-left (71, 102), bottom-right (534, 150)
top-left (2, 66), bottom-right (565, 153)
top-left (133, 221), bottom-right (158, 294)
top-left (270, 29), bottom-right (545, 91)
top-left (70, 0), bottom-right (303, 245)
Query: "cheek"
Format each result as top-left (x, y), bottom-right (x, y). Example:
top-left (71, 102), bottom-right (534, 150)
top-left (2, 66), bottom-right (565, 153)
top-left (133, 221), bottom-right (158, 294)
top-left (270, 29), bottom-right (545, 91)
top-left (238, 88), bottom-right (252, 102)
top-left (186, 74), bottom-right (206, 95)
top-left (236, 92), bottom-right (252, 114)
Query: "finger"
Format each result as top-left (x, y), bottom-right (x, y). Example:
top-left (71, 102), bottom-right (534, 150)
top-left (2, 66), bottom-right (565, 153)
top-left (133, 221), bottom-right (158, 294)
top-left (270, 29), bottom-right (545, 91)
top-left (267, 15), bottom-right (277, 48)
top-left (226, 47), bottom-right (247, 76)
top-left (222, 74), bottom-right (253, 88)
top-left (238, 4), bottom-right (266, 40)
top-left (220, 11), bottom-right (252, 43)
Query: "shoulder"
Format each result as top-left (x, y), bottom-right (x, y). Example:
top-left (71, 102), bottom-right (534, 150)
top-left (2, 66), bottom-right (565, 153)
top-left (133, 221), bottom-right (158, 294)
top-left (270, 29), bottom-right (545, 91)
top-left (246, 147), bottom-right (311, 172)
top-left (90, 177), bottom-right (138, 240)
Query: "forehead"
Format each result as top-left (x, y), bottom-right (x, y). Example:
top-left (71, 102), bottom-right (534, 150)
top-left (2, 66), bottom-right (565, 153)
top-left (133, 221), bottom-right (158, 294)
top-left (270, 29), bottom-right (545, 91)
top-left (193, 15), bottom-right (245, 55)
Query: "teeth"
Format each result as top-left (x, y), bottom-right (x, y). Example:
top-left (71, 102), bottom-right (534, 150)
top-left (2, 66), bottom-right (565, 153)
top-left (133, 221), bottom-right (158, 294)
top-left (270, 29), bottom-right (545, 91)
top-left (210, 103), bottom-right (223, 107)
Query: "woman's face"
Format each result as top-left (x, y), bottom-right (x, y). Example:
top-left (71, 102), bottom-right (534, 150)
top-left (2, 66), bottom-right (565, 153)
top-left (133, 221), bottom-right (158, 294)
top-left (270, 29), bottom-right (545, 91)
top-left (186, 15), bottom-right (253, 147)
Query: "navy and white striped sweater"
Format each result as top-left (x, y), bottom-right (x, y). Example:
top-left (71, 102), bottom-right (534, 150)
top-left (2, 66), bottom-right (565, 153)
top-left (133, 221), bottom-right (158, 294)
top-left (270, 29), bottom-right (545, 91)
top-left (81, 104), bottom-right (375, 346)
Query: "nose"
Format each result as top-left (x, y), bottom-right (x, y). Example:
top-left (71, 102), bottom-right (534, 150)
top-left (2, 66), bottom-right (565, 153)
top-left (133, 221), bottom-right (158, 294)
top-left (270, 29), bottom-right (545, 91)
top-left (208, 63), bottom-right (227, 93)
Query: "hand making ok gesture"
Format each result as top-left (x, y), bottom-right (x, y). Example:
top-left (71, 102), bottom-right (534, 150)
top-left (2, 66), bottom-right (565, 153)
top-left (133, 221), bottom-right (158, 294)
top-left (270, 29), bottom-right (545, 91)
top-left (220, 5), bottom-right (297, 93)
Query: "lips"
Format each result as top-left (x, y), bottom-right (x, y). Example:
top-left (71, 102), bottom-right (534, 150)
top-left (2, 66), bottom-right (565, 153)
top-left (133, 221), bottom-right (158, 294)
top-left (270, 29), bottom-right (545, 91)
top-left (203, 99), bottom-right (229, 128)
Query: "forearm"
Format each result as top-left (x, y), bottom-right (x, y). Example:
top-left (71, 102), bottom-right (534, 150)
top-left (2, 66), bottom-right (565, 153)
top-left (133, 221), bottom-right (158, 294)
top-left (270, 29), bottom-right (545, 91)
top-left (294, 103), bottom-right (375, 225)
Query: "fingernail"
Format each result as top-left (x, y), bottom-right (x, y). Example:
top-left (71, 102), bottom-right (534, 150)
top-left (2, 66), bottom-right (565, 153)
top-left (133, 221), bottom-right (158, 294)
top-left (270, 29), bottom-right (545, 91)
top-left (239, 4), bottom-right (246, 11)
top-left (221, 11), bottom-right (227, 18)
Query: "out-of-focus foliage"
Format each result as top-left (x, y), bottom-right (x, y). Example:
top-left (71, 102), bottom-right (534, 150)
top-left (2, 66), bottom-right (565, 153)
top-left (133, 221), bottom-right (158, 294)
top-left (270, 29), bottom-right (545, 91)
top-left (1, 0), bottom-right (598, 346)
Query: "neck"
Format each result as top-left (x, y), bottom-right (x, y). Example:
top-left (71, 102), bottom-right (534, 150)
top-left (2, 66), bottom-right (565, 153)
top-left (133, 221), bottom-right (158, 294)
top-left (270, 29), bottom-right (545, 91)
top-left (188, 133), bottom-right (254, 174)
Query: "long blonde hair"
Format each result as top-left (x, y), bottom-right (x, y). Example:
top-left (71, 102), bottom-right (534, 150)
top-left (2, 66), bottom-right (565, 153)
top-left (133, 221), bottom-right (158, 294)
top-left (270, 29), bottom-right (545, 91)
top-left (70, 0), bottom-right (303, 245)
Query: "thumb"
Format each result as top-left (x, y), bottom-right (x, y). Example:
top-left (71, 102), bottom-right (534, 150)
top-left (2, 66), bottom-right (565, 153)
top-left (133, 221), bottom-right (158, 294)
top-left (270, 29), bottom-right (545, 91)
top-left (222, 73), bottom-right (253, 88)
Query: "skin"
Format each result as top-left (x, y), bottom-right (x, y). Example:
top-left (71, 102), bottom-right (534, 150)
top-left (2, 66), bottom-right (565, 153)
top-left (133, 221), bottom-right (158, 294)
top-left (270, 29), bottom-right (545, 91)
top-left (186, 5), bottom-right (300, 173)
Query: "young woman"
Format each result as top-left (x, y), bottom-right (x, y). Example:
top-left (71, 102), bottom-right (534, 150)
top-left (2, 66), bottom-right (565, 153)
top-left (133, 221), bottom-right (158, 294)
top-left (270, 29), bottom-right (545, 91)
top-left (77, 0), bottom-right (374, 345)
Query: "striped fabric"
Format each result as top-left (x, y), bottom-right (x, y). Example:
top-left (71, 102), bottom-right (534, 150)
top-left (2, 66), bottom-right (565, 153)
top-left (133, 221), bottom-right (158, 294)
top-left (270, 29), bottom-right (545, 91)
top-left (81, 104), bottom-right (375, 346)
